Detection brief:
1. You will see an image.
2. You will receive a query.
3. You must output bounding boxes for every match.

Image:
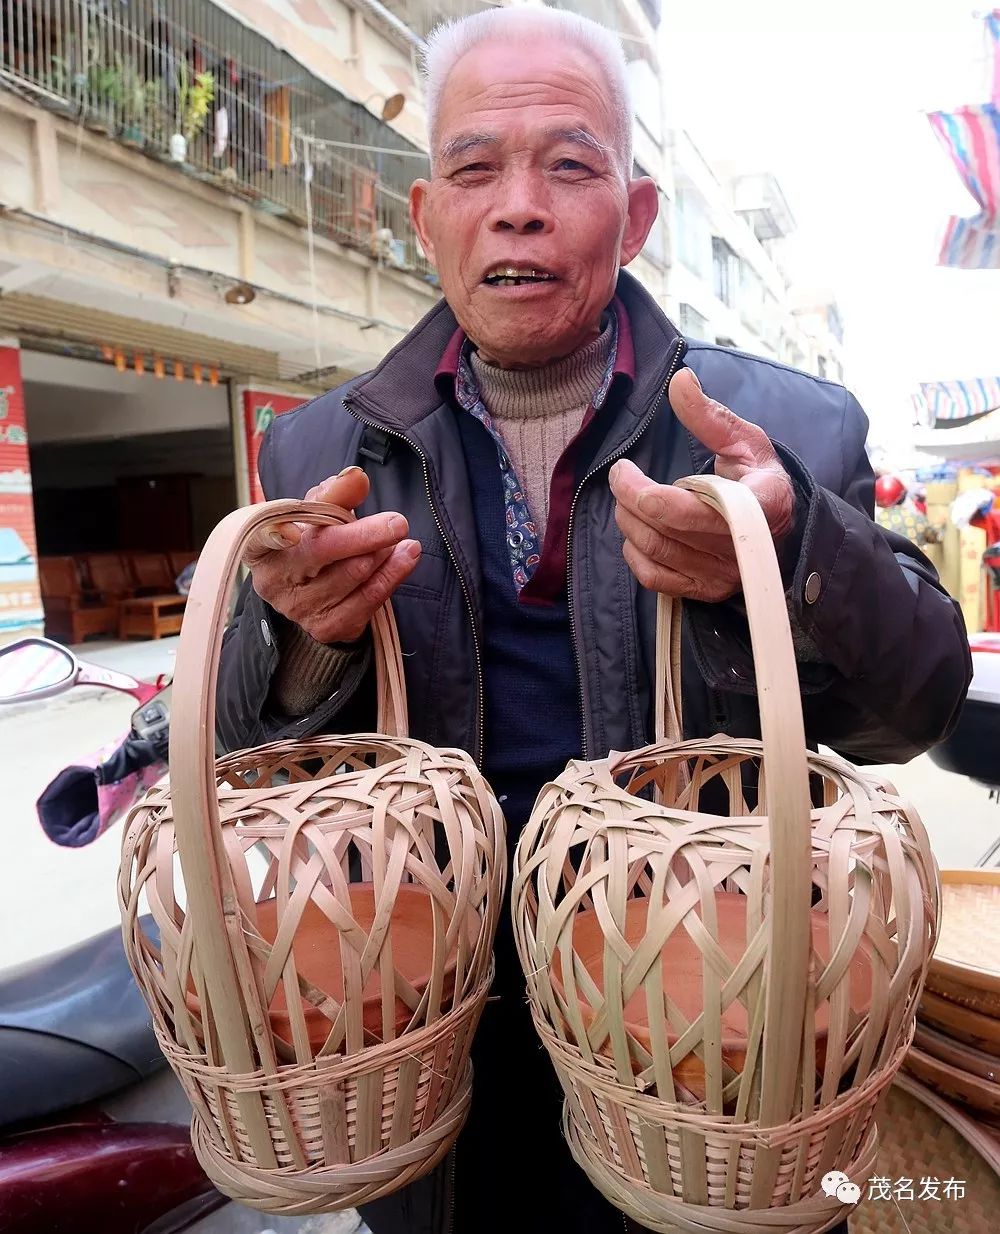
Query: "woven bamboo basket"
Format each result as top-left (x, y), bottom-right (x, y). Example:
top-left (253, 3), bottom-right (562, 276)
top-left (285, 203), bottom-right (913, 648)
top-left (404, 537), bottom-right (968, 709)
top-left (512, 475), bottom-right (940, 1234)
top-left (118, 499), bottom-right (505, 1215)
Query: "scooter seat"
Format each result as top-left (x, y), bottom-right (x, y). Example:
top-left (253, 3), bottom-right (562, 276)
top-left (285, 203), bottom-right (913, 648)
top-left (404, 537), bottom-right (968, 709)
top-left (0, 918), bottom-right (166, 1127)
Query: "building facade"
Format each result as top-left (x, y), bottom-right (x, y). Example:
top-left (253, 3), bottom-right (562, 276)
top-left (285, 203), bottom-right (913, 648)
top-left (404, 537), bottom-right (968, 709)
top-left (0, 0), bottom-right (671, 640)
top-left (665, 129), bottom-right (844, 384)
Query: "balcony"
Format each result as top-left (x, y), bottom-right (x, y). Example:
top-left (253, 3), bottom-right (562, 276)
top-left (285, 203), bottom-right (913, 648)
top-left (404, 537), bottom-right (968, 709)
top-left (730, 172), bottom-right (796, 244)
top-left (0, 0), bottom-right (432, 277)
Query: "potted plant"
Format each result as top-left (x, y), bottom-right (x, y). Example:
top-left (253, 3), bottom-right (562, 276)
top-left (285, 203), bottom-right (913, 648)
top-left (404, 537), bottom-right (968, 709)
top-left (84, 56), bottom-right (123, 134)
top-left (170, 65), bottom-right (214, 164)
top-left (120, 67), bottom-right (160, 147)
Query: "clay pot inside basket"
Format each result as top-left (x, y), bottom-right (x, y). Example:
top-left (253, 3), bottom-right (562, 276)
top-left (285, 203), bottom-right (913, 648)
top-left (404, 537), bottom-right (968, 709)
top-left (552, 890), bottom-right (874, 1104)
top-left (186, 883), bottom-right (465, 1051)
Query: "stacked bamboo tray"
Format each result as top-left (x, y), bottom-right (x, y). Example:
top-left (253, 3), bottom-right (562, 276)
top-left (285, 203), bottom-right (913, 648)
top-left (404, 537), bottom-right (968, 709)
top-left (902, 870), bottom-right (1000, 1128)
top-left (852, 871), bottom-right (1000, 1232)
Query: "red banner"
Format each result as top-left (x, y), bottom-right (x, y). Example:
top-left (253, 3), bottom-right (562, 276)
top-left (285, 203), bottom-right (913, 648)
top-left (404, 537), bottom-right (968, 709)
top-left (0, 346), bottom-right (43, 636)
top-left (242, 390), bottom-right (307, 505)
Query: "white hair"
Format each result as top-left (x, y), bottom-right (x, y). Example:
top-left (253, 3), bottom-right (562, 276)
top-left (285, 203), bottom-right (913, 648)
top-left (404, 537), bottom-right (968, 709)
top-left (421, 5), bottom-right (634, 178)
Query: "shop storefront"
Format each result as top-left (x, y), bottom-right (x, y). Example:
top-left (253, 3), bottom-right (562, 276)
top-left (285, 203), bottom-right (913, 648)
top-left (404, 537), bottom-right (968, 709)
top-left (0, 328), bottom-right (311, 645)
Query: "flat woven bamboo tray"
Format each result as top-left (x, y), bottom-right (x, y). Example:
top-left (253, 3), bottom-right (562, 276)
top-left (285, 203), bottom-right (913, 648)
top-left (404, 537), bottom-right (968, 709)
top-left (912, 1022), bottom-right (999, 1085)
top-left (918, 988), bottom-right (1000, 1053)
top-left (902, 1043), bottom-right (1000, 1121)
top-left (848, 1072), bottom-right (1000, 1232)
top-left (925, 870), bottom-right (1000, 1017)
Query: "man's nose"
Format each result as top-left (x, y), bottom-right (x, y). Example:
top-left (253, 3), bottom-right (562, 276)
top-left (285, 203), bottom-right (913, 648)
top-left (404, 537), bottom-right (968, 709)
top-left (487, 174), bottom-right (554, 233)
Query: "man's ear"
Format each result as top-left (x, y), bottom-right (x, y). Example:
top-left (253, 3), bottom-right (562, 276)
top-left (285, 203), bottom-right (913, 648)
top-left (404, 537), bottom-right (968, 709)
top-left (619, 177), bottom-right (659, 267)
top-left (410, 179), bottom-right (436, 267)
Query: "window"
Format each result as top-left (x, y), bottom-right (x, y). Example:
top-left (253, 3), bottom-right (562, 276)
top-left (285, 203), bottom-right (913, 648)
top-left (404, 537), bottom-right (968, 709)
top-left (675, 188), bottom-right (711, 280)
top-left (712, 237), bottom-right (740, 308)
top-left (679, 303), bottom-right (710, 339)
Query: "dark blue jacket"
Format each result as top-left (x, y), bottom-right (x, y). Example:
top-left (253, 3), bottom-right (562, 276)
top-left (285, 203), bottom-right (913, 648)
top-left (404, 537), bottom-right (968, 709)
top-left (218, 269), bottom-right (971, 769)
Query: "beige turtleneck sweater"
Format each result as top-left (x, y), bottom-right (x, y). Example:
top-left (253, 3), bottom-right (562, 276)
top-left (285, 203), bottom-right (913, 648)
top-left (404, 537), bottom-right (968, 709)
top-left (269, 323), bottom-right (614, 717)
top-left (468, 320), bottom-right (613, 543)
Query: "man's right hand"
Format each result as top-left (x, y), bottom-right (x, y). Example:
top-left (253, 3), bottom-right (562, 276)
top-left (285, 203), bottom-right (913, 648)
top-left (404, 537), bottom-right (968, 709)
top-left (243, 466), bottom-right (421, 644)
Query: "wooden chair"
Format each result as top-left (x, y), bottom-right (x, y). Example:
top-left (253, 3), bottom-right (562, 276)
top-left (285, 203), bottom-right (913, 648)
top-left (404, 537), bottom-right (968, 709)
top-left (127, 552), bottom-right (177, 595)
top-left (38, 556), bottom-right (118, 645)
top-left (82, 553), bottom-right (135, 601)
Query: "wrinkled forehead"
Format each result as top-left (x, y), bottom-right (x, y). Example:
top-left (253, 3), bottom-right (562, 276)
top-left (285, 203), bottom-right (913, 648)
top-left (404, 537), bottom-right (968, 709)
top-left (433, 38), bottom-right (620, 160)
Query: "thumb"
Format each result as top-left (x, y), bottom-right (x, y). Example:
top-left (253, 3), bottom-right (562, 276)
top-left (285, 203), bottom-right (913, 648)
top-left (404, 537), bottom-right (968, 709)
top-left (305, 465), bottom-right (370, 510)
top-left (244, 467), bottom-right (370, 565)
top-left (668, 368), bottom-right (762, 475)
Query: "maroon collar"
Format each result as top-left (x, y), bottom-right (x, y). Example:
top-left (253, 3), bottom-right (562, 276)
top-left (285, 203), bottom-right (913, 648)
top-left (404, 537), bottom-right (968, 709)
top-left (433, 296), bottom-right (635, 401)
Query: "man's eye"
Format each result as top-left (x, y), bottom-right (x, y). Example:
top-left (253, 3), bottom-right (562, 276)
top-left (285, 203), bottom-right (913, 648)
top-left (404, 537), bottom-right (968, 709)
top-left (555, 158), bottom-right (591, 173)
top-left (455, 162), bottom-right (491, 174)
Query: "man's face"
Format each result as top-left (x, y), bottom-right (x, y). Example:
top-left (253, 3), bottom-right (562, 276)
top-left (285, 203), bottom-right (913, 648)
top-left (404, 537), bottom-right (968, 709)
top-left (411, 38), bottom-right (658, 368)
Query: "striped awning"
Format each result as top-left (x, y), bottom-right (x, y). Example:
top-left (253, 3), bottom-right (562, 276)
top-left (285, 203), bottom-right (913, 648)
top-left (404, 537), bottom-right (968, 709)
top-left (912, 376), bottom-right (1000, 427)
top-left (927, 104), bottom-right (1000, 268)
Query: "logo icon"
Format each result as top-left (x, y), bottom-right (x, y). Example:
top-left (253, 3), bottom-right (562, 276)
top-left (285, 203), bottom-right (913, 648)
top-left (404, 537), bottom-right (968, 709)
top-left (821, 1171), bottom-right (861, 1205)
top-left (821, 1171), bottom-right (850, 1198)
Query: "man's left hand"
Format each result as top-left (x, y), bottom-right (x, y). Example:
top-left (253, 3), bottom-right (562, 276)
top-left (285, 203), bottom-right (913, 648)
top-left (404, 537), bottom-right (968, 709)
top-left (609, 368), bottom-right (795, 602)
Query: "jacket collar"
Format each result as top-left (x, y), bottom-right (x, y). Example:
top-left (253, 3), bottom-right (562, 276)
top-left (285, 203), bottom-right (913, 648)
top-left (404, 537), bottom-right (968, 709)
top-left (345, 268), bottom-right (682, 437)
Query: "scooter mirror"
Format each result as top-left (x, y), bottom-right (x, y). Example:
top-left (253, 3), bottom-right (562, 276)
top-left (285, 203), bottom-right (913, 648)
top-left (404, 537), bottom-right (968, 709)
top-left (0, 637), bottom-right (78, 704)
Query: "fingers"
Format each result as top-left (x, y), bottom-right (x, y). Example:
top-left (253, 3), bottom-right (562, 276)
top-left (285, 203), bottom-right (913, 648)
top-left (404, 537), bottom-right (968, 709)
top-left (294, 512), bottom-right (410, 579)
top-left (243, 467), bottom-right (372, 565)
top-left (614, 503), bottom-right (732, 569)
top-left (668, 368), bottom-right (778, 477)
top-left (243, 520), bottom-right (303, 562)
top-left (300, 540), bottom-right (422, 643)
top-left (609, 459), bottom-right (728, 539)
top-left (303, 466), bottom-right (371, 509)
top-left (621, 540), bottom-right (740, 603)
top-left (610, 458), bottom-right (740, 601)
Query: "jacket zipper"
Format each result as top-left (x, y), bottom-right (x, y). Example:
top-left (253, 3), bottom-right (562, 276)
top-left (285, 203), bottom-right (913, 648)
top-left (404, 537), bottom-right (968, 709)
top-left (344, 396), bottom-right (486, 767)
top-left (566, 338), bottom-right (687, 759)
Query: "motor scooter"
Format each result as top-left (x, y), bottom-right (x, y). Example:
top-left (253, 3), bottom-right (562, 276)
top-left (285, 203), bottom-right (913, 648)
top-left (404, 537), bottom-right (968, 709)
top-left (0, 636), bottom-right (362, 1234)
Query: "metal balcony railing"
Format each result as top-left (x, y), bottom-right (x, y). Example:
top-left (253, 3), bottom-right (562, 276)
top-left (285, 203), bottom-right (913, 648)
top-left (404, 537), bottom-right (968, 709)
top-left (0, 0), bottom-right (434, 278)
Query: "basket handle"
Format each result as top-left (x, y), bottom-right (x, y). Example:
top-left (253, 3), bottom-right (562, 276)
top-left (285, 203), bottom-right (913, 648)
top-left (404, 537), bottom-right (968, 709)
top-left (166, 499), bottom-right (408, 1087)
top-left (653, 474), bottom-right (813, 1131)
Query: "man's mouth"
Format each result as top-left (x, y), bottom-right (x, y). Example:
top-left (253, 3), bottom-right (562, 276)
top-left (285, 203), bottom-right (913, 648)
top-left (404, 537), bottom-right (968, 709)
top-left (482, 265), bottom-right (558, 288)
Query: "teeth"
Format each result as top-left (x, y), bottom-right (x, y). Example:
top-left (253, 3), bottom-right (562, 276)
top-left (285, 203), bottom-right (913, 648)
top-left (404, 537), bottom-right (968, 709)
top-left (485, 267), bottom-right (554, 283)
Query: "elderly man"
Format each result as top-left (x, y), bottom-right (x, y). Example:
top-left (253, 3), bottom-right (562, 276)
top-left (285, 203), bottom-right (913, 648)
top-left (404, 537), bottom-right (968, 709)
top-left (217, 8), bottom-right (970, 1233)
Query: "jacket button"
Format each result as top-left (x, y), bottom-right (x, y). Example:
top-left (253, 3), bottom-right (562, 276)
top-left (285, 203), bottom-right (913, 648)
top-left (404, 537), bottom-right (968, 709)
top-left (804, 573), bottom-right (822, 604)
top-left (260, 618), bottom-right (272, 646)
